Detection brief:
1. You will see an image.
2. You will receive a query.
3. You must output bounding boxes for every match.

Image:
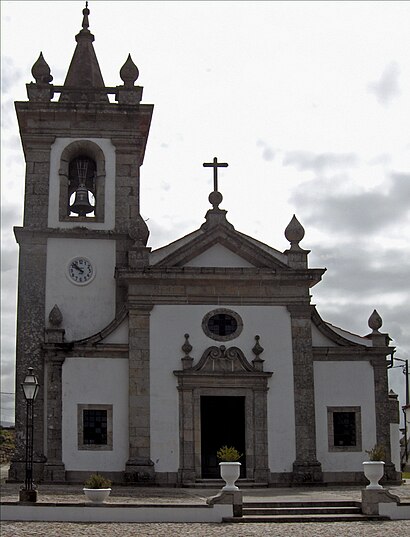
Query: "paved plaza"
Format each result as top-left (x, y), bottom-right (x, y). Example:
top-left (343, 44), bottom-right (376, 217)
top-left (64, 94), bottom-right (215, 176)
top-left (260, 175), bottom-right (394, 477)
top-left (1, 519), bottom-right (410, 537)
top-left (1, 477), bottom-right (410, 536)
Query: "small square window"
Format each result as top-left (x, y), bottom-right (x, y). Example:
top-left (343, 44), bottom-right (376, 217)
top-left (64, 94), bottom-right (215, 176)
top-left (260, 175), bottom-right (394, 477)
top-left (78, 404), bottom-right (113, 451)
top-left (327, 406), bottom-right (362, 452)
top-left (83, 409), bottom-right (107, 445)
top-left (333, 412), bottom-right (356, 446)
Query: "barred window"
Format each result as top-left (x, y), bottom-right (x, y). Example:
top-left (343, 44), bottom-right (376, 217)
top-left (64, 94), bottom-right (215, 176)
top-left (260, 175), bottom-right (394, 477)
top-left (333, 412), bottom-right (356, 446)
top-left (327, 406), bottom-right (362, 452)
top-left (83, 409), bottom-right (107, 445)
top-left (77, 404), bottom-right (113, 451)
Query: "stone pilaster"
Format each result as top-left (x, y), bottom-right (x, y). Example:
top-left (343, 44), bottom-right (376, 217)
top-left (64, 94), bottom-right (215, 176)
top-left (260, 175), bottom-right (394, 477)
top-left (371, 356), bottom-right (400, 482)
top-left (287, 304), bottom-right (323, 483)
top-left (177, 386), bottom-right (196, 484)
top-left (9, 233), bottom-right (47, 483)
top-left (125, 306), bottom-right (155, 482)
top-left (253, 387), bottom-right (270, 483)
top-left (43, 354), bottom-right (66, 482)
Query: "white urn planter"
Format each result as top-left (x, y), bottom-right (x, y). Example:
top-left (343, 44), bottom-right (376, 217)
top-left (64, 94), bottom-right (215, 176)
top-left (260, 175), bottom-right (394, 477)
top-left (83, 488), bottom-right (112, 503)
top-left (219, 462), bottom-right (241, 491)
top-left (363, 461), bottom-right (385, 489)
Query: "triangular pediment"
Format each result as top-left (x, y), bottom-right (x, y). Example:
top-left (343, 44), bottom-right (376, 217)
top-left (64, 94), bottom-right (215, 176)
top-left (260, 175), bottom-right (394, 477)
top-left (150, 224), bottom-right (289, 270)
top-left (183, 243), bottom-right (255, 268)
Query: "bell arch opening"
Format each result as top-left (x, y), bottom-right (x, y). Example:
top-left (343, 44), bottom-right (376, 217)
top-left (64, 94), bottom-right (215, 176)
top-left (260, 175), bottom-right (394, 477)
top-left (58, 140), bottom-right (106, 223)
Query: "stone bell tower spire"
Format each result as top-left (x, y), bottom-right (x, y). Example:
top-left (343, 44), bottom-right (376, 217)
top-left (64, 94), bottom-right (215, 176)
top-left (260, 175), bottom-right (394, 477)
top-left (60, 2), bottom-right (108, 102)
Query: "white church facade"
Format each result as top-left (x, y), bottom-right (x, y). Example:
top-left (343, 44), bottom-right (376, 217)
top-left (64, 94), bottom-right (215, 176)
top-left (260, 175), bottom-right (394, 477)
top-left (10, 5), bottom-right (401, 486)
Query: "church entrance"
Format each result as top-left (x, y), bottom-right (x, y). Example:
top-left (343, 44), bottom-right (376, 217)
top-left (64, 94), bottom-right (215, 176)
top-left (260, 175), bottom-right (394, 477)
top-left (200, 396), bottom-right (246, 479)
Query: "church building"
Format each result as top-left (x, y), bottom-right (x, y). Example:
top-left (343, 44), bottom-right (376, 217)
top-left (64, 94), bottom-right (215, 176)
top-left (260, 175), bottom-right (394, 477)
top-left (10, 5), bottom-right (401, 486)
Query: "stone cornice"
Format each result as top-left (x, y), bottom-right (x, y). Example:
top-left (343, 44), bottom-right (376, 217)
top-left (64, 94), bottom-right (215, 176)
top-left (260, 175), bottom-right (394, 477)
top-left (15, 100), bottom-right (154, 116)
top-left (118, 266), bottom-right (325, 284)
top-left (14, 226), bottom-right (129, 243)
top-left (313, 347), bottom-right (395, 360)
top-left (43, 343), bottom-right (128, 358)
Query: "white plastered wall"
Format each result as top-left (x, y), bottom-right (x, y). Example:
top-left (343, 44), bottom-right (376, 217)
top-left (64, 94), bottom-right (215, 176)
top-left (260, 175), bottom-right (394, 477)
top-left (62, 357), bottom-right (128, 471)
top-left (183, 244), bottom-right (254, 267)
top-left (150, 305), bottom-right (295, 473)
top-left (48, 137), bottom-right (116, 230)
top-left (46, 238), bottom-right (116, 341)
top-left (314, 361), bottom-right (376, 471)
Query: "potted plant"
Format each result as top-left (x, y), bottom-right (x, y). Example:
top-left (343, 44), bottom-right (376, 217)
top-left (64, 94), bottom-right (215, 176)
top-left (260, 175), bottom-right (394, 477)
top-left (363, 444), bottom-right (385, 489)
top-left (217, 445), bottom-right (242, 491)
top-left (83, 473), bottom-right (112, 503)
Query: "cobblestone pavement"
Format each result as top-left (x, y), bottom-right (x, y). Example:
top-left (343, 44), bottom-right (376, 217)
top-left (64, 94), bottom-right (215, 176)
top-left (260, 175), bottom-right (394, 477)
top-left (2, 481), bottom-right (410, 536)
top-left (1, 520), bottom-right (410, 537)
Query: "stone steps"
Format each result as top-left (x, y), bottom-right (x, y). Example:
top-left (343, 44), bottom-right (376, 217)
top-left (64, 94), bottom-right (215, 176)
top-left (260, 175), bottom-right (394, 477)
top-left (187, 479), bottom-right (268, 488)
top-left (224, 500), bottom-right (389, 523)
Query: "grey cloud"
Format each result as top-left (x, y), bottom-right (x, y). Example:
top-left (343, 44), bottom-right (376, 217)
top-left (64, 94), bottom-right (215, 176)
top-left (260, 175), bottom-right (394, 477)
top-left (1, 99), bottom-right (17, 130)
top-left (1, 56), bottom-right (23, 94)
top-left (291, 172), bottom-right (410, 235)
top-left (284, 151), bottom-right (359, 173)
top-left (0, 244), bottom-right (18, 273)
top-left (368, 154), bottom-right (392, 167)
top-left (3, 135), bottom-right (22, 150)
top-left (256, 140), bottom-right (275, 162)
top-left (368, 62), bottom-right (400, 106)
top-left (310, 243), bottom-right (410, 297)
top-left (1, 203), bottom-right (22, 232)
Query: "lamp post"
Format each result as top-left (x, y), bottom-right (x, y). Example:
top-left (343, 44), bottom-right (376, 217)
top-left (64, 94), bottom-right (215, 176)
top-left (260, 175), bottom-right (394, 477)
top-left (389, 356), bottom-right (410, 471)
top-left (19, 367), bottom-right (39, 502)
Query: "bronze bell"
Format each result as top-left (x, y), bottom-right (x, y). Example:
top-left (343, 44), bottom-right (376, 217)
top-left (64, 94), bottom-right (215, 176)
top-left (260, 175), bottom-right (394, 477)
top-left (70, 184), bottom-right (94, 216)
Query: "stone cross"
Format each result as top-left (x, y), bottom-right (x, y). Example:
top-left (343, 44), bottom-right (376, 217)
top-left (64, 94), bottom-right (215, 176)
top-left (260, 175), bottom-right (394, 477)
top-left (203, 157), bottom-right (228, 192)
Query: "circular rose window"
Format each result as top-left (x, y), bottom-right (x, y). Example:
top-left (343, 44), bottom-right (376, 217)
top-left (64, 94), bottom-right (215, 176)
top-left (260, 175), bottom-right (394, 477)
top-left (202, 309), bottom-right (243, 341)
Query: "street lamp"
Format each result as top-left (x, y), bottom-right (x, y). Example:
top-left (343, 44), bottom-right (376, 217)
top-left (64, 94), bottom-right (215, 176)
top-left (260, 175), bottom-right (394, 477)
top-left (389, 356), bottom-right (410, 471)
top-left (19, 367), bottom-right (39, 502)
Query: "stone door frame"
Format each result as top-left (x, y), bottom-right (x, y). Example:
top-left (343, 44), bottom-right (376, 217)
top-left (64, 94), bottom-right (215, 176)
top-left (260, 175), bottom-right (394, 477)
top-left (175, 372), bottom-right (272, 484)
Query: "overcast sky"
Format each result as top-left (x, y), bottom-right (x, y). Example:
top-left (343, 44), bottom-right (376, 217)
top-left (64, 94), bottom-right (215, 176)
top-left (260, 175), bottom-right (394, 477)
top-left (1, 1), bottom-right (409, 425)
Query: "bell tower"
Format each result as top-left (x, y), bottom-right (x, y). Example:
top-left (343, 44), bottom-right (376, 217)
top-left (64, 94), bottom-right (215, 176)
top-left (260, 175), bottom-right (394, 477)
top-left (10, 4), bottom-right (153, 482)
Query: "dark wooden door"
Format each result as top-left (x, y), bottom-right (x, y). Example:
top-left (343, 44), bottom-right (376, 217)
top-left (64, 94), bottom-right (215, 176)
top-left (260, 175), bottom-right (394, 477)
top-left (200, 396), bottom-right (246, 478)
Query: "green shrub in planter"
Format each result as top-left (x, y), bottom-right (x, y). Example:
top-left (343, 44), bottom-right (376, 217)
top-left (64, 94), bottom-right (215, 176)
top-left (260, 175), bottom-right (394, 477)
top-left (216, 445), bottom-right (242, 462)
top-left (84, 473), bottom-right (112, 489)
top-left (365, 444), bottom-right (386, 461)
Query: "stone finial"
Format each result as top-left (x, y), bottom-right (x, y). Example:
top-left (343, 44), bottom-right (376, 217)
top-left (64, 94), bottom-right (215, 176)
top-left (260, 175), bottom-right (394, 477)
top-left (120, 54), bottom-right (139, 87)
top-left (368, 309), bottom-right (383, 333)
top-left (285, 214), bottom-right (305, 250)
top-left (45, 304), bottom-right (65, 343)
top-left (31, 52), bottom-right (53, 85)
top-left (252, 335), bottom-right (264, 371)
top-left (82, 2), bottom-right (90, 32)
top-left (252, 335), bottom-right (264, 358)
top-left (182, 333), bottom-right (193, 356)
top-left (208, 190), bottom-right (223, 210)
top-left (181, 333), bottom-right (194, 369)
top-left (49, 304), bottom-right (63, 327)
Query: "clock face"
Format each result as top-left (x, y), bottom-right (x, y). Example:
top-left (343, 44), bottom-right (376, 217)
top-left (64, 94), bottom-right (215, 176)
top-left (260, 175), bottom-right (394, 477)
top-left (67, 257), bottom-right (95, 285)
